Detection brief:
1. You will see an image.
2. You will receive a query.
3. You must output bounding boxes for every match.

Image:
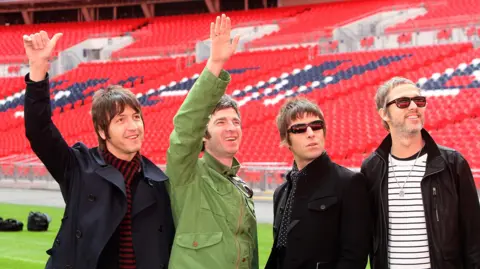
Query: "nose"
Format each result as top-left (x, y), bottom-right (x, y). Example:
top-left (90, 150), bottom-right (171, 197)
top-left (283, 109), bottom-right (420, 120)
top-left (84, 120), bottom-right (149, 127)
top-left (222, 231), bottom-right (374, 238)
top-left (226, 120), bottom-right (236, 131)
top-left (408, 99), bottom-right (418, 110)
top-left (306, 126), bottom-right (315, 137)
top-left (126, 118), bottom-right (138, 130)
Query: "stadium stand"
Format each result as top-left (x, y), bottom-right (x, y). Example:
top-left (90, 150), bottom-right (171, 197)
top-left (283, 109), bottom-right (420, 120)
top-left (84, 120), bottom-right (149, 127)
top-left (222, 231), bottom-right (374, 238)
top-left (0, 0), bottom-right (478, 189)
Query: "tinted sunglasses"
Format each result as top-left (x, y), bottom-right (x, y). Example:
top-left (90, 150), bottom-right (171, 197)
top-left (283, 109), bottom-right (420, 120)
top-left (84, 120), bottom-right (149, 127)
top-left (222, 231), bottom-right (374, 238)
top-left (386, 96), bottom-right (427, 109)
top-left (287, 120), bottom-right (325, 134)
top-left (231, 176), bottom-right (254, 198)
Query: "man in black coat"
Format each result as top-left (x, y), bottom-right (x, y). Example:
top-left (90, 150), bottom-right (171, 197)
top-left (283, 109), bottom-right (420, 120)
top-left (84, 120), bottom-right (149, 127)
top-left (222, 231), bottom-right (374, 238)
top-left (23, 31), bottom-right (174, 269)
top-left (361, 77), bottom-right (480, 269)
top-left (265, 98), bottom-right (371, 269)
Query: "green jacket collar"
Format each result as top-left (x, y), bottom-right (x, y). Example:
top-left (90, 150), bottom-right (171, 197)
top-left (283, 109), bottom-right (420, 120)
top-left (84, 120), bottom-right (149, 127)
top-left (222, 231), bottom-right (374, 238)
top-left (203, 151), bottom-right (240, 177)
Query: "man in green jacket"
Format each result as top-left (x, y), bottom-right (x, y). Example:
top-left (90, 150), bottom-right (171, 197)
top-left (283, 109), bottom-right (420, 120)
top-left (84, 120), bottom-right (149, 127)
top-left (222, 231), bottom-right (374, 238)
top-left (166, 14), bottom-right (259, 269)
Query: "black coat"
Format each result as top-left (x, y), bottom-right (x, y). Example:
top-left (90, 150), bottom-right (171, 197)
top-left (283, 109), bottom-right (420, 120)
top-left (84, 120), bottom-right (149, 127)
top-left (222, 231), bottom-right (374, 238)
top-left (24, 73), bottom-right (175, 269)
top-left (265, 153), bottom-right (371, 269)
top-left (361, 129), bottom-right (480, 269)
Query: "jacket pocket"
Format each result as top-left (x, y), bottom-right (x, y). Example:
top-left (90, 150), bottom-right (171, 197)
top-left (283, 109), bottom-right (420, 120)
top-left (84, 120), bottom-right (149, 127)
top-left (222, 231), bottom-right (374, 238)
top-left (308, 196), bottom-right (338, 212)
top-left (175, 232), bottom-right (223, 250)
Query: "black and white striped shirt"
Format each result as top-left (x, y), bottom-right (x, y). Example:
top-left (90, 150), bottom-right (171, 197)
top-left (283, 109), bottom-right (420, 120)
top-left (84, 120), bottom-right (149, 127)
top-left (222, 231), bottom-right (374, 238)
top-left (388, 151), bottom-right (431, 269)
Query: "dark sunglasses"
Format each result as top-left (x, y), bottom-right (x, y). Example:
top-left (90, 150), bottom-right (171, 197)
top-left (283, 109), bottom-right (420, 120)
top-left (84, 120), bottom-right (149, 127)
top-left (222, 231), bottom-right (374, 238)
top-left (231, 176), bottom-right (254, 198)
top-left (288, 120), bottom-right (325, 134)
top-left (386, 96), bottom-right (427, 109)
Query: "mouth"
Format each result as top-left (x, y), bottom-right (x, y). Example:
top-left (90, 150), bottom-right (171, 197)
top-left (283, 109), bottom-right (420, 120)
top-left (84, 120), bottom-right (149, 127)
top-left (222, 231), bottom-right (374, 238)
top-left (126, 135), bottom-right (139, 140)
top-left (306, 142), bottom-right (318, 147)
top-left (406, 114), bottom-right (420, 119)
top-left (225, 137), bottom-right (238, 142)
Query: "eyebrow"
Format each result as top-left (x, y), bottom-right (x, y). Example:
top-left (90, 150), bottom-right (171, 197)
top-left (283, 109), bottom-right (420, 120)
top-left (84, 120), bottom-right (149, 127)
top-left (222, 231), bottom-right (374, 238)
top-left (214, 117), bottom-right (241, 123)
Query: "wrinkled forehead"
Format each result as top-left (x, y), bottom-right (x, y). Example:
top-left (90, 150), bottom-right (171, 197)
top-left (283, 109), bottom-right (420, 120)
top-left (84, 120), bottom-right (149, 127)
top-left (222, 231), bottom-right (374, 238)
top-left (209, 107), bottom-right (241, 121)
top-left (387, 83), bottom-right (422, 101)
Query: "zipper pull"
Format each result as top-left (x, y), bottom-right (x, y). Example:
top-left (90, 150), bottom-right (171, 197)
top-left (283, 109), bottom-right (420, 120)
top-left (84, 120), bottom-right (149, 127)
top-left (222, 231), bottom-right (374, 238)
top-left (433, 187), bottom-right (439, 222)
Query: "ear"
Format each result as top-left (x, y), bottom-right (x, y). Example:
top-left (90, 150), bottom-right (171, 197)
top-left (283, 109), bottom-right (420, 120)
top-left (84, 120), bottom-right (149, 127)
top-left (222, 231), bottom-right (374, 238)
top-left (378, 108), bottom-right (389, 122)
top-left (280, 139), bottom-right (291, 150)
top-left (98, 129), bottom-right (106, 140)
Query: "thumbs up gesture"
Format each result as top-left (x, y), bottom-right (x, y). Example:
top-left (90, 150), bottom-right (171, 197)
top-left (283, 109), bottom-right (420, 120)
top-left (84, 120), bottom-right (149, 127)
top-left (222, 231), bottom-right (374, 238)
top-left (23, 31), bottom-right (62, 81)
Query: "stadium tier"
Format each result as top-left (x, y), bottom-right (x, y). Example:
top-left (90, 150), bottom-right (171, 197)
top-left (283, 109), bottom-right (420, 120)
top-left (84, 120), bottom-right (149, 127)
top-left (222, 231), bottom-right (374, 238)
top-left (0, 18), bottom-right (146, 64)
top-left (0, 1), bottom-right (479, 187)
top-left (386, 0), bottom-right (480, 33)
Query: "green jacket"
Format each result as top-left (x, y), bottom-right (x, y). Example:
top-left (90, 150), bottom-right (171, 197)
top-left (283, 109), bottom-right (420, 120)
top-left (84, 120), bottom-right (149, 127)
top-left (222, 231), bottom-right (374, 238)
top-left (166, 67), bottom-right (259, 269)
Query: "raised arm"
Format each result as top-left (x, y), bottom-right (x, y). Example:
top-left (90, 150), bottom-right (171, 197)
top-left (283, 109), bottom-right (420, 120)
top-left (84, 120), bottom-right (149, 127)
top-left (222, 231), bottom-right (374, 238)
top-left (23, 31), bottom-right (76, 195)
top-left (166, 14), bottom-right (239, 186)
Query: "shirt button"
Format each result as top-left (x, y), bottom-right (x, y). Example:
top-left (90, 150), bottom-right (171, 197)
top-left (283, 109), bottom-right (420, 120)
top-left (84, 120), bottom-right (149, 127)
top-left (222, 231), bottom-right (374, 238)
top-left (192, 241), bottom-right (198, 247)
top-left (75, 230), bottom-right (82, 239)
top-left (242, 258), bottom-right (246, 262)
top-left (320, 204), bottom-right (326, 210)
top-left (88, 194), bottom-right (96, 202)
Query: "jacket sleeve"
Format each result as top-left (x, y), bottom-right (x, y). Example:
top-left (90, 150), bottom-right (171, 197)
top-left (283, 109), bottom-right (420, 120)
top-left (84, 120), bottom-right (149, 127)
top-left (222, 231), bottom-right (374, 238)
top-left (165, 68), bottom-right (230, 187)
top-left (336, 172), bottom-right (372, 269)
top-left (24, 73), bottom-right (76, 197)
top-left (272, 183), bottom-right (286, 239)
top-left (455, 153), bottom-right (480, 268)
top-left (251, 224), bottom-right (259, 269)
top-left (360, 160), bottom-right (376, 267)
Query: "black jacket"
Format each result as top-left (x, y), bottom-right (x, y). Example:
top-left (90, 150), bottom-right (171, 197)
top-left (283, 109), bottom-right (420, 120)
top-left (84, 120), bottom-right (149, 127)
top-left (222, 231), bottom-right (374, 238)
top-left (24, 73), bottom-right (175, 269)
top-left (361, 129), bottom-right (480, 269)
top-left (265, 153), bottom-right (371, 269)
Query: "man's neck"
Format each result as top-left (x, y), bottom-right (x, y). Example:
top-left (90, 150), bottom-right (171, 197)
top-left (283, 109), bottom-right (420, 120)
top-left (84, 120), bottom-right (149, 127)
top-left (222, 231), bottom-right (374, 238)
top-left (295, 158), bottom-right (315, 171)
top-left (106, 145), bottom-right (136, 162)
top-left (206, 150), bottom-right (233, 168)
top-left (390, 131), bottom-right (424, 159)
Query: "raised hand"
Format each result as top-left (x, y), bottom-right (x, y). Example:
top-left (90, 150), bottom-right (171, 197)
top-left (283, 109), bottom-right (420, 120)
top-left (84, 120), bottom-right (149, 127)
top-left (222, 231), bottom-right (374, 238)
top-left (206, 14), bottom-right (239, 76)
top-left (23, 31), bottom-right (62, 65)
top-left (23, 31), bottom-right (62, 81)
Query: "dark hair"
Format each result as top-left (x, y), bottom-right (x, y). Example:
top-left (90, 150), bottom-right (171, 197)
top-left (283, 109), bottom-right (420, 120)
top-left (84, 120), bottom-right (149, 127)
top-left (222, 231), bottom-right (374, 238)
top-left (91, 85), bottom-right (143, 150)
top-left (276, 98), bottom-right (326, 145)
top-left (202, 94), bottom-right (240, 151)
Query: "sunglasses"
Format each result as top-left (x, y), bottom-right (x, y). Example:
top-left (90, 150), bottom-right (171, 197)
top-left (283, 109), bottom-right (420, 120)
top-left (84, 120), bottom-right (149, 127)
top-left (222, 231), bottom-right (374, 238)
top-left (386, 96), bottom-right (427, 109)
top-left (230, 176), bottom-right (254, 198)
top-left (287, 120), bottom-right (325, 134)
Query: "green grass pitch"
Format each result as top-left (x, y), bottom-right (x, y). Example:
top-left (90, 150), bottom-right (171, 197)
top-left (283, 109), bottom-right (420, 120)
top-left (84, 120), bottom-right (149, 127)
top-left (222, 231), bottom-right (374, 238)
top-left (0, 203), bottom-right (369, 269)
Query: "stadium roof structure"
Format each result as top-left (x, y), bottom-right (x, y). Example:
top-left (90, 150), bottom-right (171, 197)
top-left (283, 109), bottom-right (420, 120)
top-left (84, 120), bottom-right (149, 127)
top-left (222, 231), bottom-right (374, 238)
top-left (0, 0), bottom-right (197, 12)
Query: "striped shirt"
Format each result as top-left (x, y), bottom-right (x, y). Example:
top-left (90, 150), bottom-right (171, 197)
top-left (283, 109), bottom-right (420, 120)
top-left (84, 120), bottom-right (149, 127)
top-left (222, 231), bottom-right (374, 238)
top-left (388, 150), bottom-right (431, 269)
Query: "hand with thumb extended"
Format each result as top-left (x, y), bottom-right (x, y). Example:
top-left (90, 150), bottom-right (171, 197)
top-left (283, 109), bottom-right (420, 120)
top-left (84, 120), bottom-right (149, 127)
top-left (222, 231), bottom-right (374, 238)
top-left (23, 31), bottom-right (63, 66)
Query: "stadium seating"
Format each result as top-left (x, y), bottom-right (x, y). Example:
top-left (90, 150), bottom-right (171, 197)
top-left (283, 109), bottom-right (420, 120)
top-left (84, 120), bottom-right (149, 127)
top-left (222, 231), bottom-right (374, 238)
top-left (112, 6), bottom-right (307, 59)
top-left (0, 18), bottom-right (146, 64)
top-left (1, 43), bottom-right (479, 170)
top-left (386, 0), bottom-right (480, 33)
top-left (0, 2), bottom-right (479, 187)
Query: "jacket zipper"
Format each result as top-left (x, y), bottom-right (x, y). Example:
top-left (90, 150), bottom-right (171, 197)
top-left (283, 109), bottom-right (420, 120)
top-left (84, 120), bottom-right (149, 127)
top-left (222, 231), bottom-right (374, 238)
top-left (433, 187), bottom-right (439, 222)
top-left (234, 190), bottom-right (244, 269)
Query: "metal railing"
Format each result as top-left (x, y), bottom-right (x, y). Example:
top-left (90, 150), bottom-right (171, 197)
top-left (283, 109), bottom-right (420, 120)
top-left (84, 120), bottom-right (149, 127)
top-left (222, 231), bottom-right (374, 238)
top-left (1, 161), bottom-right (478, 194)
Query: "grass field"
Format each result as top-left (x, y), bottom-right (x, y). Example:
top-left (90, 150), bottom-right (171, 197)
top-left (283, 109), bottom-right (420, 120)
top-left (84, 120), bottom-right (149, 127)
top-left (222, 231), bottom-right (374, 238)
top-left (0, 203), bottom-right (369, 269)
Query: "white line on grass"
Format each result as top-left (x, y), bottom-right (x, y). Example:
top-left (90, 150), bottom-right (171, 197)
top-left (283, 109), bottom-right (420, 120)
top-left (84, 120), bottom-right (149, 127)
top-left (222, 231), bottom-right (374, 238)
top-left (0, 255), bottom-right (45, 264)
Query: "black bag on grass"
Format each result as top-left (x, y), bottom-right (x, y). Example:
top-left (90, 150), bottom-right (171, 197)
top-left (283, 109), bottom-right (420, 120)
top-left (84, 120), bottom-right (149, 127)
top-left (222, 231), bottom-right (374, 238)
top-left (27, 211), bottom-right (50, 231)
top-left (0, 217), bottom-right (24, 231)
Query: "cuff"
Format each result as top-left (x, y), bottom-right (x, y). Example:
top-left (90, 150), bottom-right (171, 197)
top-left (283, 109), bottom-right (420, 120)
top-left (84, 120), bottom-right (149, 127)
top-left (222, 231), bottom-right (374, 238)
top-left (24, 72), bottom-right (50, 99)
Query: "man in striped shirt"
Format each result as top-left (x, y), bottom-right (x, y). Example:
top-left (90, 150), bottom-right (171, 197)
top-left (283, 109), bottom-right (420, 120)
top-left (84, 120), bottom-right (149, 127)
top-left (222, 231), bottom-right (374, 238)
top-left (361, 77), bottom-right (480, 269)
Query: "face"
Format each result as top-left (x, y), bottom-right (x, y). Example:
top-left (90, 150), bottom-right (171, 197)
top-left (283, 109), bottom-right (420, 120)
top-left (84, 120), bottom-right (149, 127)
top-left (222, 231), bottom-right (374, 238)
top-left (100, 105), bottom-right (144, 161)
top-left (287, 113), bottom-right (325, 166)
top-left (381, 83), bottom-right (426, 135)
top-left (203, 108), bottom-right (242, 159)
